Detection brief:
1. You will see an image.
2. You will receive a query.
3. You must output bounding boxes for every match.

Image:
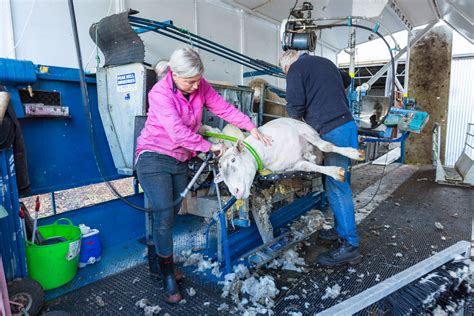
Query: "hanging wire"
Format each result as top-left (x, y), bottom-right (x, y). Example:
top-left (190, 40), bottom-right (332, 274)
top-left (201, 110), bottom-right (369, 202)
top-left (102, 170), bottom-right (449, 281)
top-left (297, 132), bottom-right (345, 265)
top-left (179, 28), bottom-right (194, 49)
top-left (7, 0), bottom-right (37, 56)
top-left (95, 25), bottom-right (101, 68)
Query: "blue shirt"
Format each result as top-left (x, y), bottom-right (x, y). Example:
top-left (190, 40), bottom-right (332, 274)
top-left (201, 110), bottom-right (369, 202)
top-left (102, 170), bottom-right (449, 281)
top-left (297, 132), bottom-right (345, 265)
top-left (285, 54), bottom-right (353, 134)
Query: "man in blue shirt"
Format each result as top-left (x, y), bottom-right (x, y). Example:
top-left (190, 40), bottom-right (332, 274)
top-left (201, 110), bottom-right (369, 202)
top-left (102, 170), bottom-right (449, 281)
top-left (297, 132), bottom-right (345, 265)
top-left (280, 50), bottom-right (361, 266)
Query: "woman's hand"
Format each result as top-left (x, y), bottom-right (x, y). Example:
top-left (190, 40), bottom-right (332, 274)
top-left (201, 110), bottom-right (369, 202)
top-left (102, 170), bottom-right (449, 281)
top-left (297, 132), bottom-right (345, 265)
top-left (198, 125), bottom-right (212, 135)
top-left (210, 143), bottom-right (226, 157)
top-left (250, 128), bottom-right (272, 146)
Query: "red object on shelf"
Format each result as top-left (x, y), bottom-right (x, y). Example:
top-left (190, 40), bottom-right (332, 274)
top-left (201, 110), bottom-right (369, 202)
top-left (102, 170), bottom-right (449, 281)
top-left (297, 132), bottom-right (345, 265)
top-left (34, 196), bottom-right (40, 213)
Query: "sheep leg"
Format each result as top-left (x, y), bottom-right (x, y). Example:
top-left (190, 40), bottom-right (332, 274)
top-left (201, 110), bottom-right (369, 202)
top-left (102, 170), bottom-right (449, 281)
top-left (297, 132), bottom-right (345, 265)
top-left (302, 132), bottom-right (365, 161)
top-left (288, 160), bottom-right (345, 182)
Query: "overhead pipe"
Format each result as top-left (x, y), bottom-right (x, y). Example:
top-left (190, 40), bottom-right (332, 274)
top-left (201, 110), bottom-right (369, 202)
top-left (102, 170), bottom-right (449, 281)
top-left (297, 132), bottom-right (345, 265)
top-left (129, 17), bottom-right (285, 78)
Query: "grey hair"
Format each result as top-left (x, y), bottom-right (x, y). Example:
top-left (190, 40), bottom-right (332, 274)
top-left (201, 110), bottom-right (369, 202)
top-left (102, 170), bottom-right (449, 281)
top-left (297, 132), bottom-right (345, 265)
top-left (279, 50), bottom-right (303, 70)
top-left (169, 47), bottom-right (204, 78)
top-left (153, 60), bottom-right (169, 81)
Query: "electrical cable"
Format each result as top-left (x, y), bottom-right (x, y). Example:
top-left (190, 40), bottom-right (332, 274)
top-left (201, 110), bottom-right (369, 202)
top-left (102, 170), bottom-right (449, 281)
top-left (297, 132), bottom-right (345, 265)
top-left (348, 24), bottom-right (396, 209)
top-left (307, 21), bottom-right (397, 210)
top-left (68, 0), bottom-right (215, 213)
top-left (7, 0), bottom-right (36, 56)
top-left (84, 0), bottom-right (114, 73)
top-left (288, 0), bottom-right (299, 21)
top-left (355, 145), bottom-right (389, 211)
top-left (315, 22), bottom-right (396, 130)
top-left (71, 8), bottom-right (396, 214)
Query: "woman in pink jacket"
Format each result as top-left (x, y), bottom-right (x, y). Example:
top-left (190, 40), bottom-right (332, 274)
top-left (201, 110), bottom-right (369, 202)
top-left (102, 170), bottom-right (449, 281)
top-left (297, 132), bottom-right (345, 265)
top-left (135, 48), bottom-right (270, 303)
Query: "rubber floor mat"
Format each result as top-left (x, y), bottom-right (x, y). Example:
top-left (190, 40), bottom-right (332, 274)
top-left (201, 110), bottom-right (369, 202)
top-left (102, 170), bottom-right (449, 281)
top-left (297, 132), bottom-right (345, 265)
top-left (271, 167), bottom-right (472, 315)
top-left (45, 263), bottom-right (231, 315)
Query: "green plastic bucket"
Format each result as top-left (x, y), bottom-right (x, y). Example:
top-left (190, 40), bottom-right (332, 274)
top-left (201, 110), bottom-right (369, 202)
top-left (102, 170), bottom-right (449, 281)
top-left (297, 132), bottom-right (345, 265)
top-left (25, 218), bottom-right (81, 290)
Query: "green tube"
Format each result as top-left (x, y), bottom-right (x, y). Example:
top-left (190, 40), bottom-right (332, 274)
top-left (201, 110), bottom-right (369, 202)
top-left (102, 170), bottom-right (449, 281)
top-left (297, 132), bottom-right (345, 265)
top-left (202, 131), bottom-right (263, 170)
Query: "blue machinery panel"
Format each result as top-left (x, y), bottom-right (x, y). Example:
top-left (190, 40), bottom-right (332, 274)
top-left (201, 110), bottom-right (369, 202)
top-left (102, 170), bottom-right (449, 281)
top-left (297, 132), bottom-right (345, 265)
top-left (0, 59), bottom-right (123, 195)
top-left (0, 59), bottom-right (139, 283)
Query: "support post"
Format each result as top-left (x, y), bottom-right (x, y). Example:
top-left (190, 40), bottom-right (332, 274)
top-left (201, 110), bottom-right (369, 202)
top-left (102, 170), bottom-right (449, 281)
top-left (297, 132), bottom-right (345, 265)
top-left (405, 26), bottom-right (453, 164)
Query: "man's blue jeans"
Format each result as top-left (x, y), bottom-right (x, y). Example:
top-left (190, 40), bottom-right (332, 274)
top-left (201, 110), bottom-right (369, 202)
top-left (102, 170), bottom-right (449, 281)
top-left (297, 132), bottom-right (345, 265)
top-left (321, 120), bottom-right (359, 246)
top-left (136, 152), bottom-right (189, 256)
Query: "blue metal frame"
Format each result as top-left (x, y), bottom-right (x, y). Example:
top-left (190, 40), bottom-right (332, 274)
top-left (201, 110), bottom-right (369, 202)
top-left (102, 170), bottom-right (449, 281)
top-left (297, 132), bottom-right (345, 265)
top-left (363, 132), bottom-right (410, 164)
top-left (214, 191), bottom-right (324, 274)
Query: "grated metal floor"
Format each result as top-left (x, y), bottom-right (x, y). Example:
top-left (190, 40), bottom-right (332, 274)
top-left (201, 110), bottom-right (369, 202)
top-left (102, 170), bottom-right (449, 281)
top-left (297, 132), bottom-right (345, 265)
top-left (270, 167), bottom-right (472, 315)
top-left (44, 263), bottom-right (230, 315)
top-left (44, 167), bottom-right (472, 315)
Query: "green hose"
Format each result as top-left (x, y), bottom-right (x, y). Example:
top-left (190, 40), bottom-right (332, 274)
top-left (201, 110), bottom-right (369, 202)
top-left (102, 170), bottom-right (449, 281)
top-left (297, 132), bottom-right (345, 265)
top-left (202, 131), bottom-right (264, 171)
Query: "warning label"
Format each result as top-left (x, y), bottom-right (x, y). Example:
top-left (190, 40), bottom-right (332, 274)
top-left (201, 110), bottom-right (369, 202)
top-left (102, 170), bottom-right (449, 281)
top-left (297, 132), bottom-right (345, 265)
top-left (66, 240), bottom-right (81, 261)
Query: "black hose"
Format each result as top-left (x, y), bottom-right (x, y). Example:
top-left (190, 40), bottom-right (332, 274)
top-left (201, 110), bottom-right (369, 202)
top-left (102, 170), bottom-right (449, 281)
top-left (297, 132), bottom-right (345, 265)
top-left (68, 0), bottom-right (149, 212)
top-left (317, 23), bottom-right (396, 130)
top-left (68, 0), bottom-right (207, 213)
top-left (313, 22), bottom-right (397, 211)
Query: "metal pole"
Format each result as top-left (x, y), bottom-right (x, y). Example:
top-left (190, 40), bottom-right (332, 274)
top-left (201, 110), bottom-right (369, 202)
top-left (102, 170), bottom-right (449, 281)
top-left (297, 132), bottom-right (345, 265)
top-left (366, 22), bottom-right (437, 88)
top-left (67, 0), bottom-right (90, 119)
top-left (50, 192), bottom-right (57, 215)
top-left (403, 31), bottom-right (412, 96)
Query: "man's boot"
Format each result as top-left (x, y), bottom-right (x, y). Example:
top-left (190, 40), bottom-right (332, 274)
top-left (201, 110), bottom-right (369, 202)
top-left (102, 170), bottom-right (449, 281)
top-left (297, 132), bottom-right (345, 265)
top-left (148, 244), bottom-right (184, 281)
top-left (158, 254), bottom-right (182, 303)
top-left (318, 228), bottom-right (339, 241)
top-left (317, 239), bottom-right (361, 266)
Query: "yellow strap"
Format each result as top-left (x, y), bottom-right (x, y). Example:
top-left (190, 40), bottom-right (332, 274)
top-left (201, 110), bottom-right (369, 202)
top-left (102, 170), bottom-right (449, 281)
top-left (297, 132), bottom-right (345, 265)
top-left (258, 169), bottom-right (273, 176)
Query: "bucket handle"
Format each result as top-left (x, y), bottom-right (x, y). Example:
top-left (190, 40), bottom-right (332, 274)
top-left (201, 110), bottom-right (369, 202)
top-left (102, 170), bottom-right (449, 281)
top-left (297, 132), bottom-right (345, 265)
top-left (54, 218), bottom-right (74, 226)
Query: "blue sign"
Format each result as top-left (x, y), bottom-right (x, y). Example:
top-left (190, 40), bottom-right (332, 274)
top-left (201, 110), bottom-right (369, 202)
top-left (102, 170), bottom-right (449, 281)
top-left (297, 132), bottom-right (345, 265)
top-left (117, 73), bottom-right (137, 92)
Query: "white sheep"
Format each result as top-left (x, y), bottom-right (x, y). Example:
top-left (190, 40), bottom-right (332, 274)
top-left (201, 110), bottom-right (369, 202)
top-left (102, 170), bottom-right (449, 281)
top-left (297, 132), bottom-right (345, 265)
top-left (216, 118), bottom-right (365, 199)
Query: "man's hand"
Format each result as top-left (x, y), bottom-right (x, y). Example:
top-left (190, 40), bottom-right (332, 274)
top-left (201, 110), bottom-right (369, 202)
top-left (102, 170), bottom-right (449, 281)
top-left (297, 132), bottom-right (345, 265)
top-left (250, 128), bottom-right (272, 146)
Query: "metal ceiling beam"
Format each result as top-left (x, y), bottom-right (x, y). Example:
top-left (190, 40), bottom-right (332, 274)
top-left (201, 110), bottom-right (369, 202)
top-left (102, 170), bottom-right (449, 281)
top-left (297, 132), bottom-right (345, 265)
top-left (366, 21), bottom-right (437, 88)
top-left (387, 0), bottom-right (414, 31)
top-left (430, 0), bottom-right (443, 20)
top-left (250, 0), bottom-right (272, 11)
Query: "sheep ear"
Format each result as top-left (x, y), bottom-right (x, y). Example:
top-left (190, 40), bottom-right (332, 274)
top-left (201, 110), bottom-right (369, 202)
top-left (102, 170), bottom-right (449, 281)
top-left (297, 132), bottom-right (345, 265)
top-left (214, 172), bottom-right (224, 183)
top-left (235, 139), bottom-right (246, 154)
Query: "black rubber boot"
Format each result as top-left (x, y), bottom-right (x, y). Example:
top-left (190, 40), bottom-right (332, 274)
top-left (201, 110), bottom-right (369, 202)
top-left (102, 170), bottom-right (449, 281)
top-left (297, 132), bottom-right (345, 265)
top-left (158, 254), bottom-right (182, 303)
top-left (318, 228), bottom-right (339, 241)
top-left (148, 245), bottom-right (184, 281)
top-left (317, 239), bottom-right (361, 266)
top-left (148, 243), bottom-right (160, 276)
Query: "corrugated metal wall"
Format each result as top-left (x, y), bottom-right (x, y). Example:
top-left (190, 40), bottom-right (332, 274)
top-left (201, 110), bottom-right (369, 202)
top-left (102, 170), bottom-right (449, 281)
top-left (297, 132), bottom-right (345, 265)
top-left (445, 56), bottom-right (474, 166)
top-left (0, 148), bottom-right (27, 281)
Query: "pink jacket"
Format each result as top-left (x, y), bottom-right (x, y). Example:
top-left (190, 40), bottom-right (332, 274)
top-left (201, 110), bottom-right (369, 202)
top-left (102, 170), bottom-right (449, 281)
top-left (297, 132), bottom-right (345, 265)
top-left (135, 71), bottom-right (256, 162)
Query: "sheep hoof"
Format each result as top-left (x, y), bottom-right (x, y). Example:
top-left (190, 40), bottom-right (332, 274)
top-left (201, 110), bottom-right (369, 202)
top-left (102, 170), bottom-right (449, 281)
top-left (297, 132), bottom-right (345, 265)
top-left (336, 168), bottom-right (346, 182)
top-left (357, 150), bottom-right (365, 161)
